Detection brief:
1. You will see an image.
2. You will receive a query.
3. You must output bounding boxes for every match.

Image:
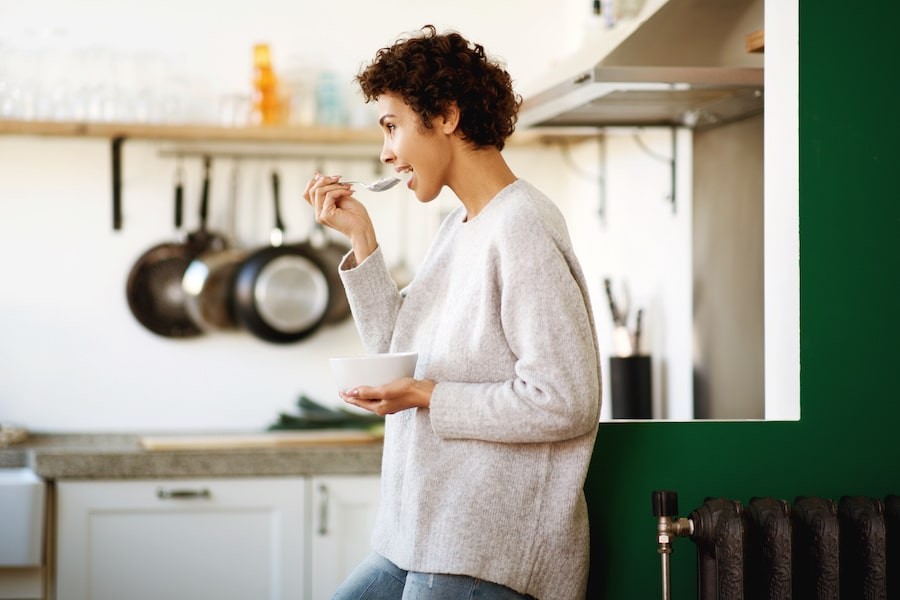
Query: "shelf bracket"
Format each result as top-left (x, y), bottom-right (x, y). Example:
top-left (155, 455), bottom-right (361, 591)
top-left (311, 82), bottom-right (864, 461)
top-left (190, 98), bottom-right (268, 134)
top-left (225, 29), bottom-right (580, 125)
top-left (111, 136), bottom-right (125, 230)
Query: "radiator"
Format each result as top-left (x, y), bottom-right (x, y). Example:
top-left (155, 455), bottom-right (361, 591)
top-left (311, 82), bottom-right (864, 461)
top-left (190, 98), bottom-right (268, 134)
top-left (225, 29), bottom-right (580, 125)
top-left (652, 491), bottom-right (900, 599)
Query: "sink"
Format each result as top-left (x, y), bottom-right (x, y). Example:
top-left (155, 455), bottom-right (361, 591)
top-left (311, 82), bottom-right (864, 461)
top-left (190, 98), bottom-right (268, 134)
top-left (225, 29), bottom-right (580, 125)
top-left (0, 468), bottom-right (45, 566)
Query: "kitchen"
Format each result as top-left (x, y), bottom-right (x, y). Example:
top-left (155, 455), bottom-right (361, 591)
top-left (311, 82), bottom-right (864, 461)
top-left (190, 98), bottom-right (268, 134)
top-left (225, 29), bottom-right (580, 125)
top-left (8, 0), bottom-right (890, 598)
top-left (0, 0), bottom-right (776, 433)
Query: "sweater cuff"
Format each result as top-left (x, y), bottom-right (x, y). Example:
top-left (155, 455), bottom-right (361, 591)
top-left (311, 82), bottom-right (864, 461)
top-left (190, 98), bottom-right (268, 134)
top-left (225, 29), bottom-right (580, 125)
top-left (338, 245), bottom-right (389, 286)
top-left (339, 251), bottom-right (358, 271)
top-left (339, 244), bottom-right (382, 271)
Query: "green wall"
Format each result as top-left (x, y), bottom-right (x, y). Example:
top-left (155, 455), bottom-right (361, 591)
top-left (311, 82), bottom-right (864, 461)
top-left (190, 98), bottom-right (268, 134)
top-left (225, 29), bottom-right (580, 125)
top-left (585, 1), bottom-right (900, 597)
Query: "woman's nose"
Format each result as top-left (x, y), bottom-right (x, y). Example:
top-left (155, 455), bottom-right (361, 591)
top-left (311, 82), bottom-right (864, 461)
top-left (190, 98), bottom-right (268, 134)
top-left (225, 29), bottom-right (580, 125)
top-left (380, 140), bottom-right (395, 164)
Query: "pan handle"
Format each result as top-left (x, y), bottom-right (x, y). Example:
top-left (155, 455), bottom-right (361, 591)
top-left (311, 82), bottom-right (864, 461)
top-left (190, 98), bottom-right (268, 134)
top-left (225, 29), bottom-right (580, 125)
top-left (199, 156), bottom-right (212, 230)
top-left (174, 159), bottom-right (186, 230)
top-left (270, 170), bottom-right (285, 247)
top-left (174, 177), bottom-right (184, 230)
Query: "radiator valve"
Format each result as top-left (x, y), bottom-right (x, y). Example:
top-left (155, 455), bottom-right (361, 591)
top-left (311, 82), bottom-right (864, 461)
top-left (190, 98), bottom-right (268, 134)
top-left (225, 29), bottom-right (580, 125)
top-left (652, 490), bottom-right (693, 600)
top-left (653, 489), bottom-right (694, 545)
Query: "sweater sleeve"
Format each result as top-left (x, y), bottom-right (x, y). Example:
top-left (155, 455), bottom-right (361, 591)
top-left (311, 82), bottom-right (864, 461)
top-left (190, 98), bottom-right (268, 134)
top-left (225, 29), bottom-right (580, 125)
top-left (428, 204), bottom-right (602, 444)
top-left (338, 245), bottom-right (403, 354)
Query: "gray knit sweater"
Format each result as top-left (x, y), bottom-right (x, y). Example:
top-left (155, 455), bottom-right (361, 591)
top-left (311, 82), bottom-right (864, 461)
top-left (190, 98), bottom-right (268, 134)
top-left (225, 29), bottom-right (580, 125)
top-left (338, 179), bottom-right (601, 600)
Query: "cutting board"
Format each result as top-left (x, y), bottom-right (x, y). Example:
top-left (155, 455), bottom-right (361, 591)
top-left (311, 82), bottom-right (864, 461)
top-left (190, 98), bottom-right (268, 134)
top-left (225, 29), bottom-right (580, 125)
top-left (139, 429), bottom-right (382, 451)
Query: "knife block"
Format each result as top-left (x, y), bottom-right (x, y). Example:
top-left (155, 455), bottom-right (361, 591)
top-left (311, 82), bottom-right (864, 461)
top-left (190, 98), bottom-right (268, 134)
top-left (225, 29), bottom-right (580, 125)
top-left (610, 355), bottom-right (652, 419)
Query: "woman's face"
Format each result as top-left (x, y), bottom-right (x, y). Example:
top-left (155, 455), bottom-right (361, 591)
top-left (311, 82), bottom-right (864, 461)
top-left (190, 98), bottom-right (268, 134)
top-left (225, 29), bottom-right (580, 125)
top-left (376, 93), bottom-right (452, 203)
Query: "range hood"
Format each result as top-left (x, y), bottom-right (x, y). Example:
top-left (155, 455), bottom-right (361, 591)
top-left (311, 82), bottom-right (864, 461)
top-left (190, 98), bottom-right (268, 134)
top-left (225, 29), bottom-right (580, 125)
top-left (518, 0), bottom-right (764, 130)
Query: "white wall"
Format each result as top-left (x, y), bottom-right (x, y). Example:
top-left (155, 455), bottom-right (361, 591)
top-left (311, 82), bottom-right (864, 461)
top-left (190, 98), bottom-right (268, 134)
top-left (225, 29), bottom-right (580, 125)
top-left (0, 0), bottom-right (692, 431)
top-left (555, 130), bottom-right (693, 420)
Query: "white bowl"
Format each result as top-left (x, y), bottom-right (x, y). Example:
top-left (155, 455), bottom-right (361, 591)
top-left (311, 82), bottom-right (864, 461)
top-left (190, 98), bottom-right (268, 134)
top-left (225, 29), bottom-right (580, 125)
top-left (329, 352), bottom-right (418, 391)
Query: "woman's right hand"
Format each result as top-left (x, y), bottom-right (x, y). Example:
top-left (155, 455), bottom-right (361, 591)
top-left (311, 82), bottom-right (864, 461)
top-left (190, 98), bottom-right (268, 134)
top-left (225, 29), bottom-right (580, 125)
top-left (303, 174), bottom-right (378, 265)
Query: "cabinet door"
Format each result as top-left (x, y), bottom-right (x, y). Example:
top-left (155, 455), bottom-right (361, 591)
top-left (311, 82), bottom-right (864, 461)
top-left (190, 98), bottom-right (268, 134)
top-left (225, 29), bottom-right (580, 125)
top-left (56, 478), bottom-right (305, 600)
top-left (310, 475), bottom-right (380, 600)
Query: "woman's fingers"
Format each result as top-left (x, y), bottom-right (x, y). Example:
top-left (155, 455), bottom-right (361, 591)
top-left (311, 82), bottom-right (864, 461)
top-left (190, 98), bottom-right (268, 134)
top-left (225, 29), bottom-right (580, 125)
top-left (301, 173), bottom-right (320, 206)
top-left (338, 378), bottom-right (429, 416)
top-left (303, 173), bottom-right (377, 259)
top-left (305, 174), bottom-right (356, 225)
top-left (340, 386), bottom-right (382, 414)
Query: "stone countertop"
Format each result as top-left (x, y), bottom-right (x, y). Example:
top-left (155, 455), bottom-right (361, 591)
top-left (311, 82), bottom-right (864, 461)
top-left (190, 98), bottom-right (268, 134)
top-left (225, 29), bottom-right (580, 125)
top-left (0, 432), bottom-right (383, 480)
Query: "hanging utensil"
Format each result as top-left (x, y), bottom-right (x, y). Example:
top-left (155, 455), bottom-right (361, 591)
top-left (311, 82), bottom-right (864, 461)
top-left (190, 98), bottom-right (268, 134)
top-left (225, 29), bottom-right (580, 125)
top-left (633, 308), bottom-right (644, 355)
top-left (182, 160), bottom-right (248, 331)
top-left (232, 169), bottom-right (332, 343)
top-left (125, 159), bottom-right (224, 338)
top-left (604, 277), bottom-right (623, 326)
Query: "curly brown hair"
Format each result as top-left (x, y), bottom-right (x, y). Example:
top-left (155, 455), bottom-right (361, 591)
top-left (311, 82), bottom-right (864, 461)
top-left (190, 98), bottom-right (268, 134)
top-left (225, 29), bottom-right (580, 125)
top-left (356, 25), bottom-right (521, 151)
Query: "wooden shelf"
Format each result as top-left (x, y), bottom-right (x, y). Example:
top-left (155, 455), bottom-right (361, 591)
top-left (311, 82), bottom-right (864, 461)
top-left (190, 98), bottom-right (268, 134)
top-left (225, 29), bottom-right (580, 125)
top-left (0, 118), bottom-right (598, 146)
top-left (0, 119), bottom-right (383, 144)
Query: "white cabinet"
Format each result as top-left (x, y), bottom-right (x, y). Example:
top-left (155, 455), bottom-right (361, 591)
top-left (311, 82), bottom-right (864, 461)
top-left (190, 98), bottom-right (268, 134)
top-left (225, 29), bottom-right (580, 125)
top-left (310, 475), bottom-right (381, 600)
top-left (56, 478), bottom-right (306, 600)
top-left (55, 475), bottom-right (380, 600)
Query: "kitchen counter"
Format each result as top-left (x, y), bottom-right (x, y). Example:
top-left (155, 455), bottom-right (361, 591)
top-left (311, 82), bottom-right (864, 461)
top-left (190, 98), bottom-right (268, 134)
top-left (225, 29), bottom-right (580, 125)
top-left (0, 432), bottom-right (383, 480)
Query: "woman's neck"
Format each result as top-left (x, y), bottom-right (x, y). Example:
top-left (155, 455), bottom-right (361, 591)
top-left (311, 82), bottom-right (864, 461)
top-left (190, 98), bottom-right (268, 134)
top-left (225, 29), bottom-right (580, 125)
top-left (448, 145), bottom-right (517, 221)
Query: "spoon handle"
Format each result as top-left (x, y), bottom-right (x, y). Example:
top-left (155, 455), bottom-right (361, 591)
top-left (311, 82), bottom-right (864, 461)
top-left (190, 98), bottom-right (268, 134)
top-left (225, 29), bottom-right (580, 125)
top-left (341, 176), bottom-right (401, 192)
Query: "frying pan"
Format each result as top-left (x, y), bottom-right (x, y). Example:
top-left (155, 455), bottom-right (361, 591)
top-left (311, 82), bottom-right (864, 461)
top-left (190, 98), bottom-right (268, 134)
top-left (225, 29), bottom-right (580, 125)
top-left (232, 170), bottom-right (332, 343)
top-left (182, 161), bottom-right (248, 331)
top-left (125, 159), bottom-right (224, 338)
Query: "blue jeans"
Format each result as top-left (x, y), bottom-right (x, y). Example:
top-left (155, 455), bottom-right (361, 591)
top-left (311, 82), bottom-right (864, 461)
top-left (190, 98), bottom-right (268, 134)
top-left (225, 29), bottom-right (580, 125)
top-left (332, 552), bottom-right (535, 600)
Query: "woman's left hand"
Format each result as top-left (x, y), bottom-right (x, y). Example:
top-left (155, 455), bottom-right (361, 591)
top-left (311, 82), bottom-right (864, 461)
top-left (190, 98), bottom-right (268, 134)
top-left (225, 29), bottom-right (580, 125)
top-left (341, 378), bottom-right (436, 416)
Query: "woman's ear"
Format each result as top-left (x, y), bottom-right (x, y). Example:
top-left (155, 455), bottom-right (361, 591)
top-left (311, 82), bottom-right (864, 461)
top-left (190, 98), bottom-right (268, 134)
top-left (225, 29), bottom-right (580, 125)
top-left (440, 103), bottom-right (460, 135)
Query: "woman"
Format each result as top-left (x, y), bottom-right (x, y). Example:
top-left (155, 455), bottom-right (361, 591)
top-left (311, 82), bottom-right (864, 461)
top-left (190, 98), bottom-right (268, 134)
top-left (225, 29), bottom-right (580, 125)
top-left (304, 25), bottom-right (601, 600)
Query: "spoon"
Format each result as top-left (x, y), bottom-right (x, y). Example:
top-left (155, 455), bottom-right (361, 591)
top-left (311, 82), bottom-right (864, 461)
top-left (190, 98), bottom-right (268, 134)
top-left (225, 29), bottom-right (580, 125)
top-left (340, 176), bottom-right (401, 192)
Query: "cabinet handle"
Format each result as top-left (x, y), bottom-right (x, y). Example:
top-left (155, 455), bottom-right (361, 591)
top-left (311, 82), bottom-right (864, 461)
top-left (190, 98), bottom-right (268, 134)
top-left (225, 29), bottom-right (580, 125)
top-left (318, 484), bottom-right (329, 536)
top-left (156, 487), bottom-right (211, 500)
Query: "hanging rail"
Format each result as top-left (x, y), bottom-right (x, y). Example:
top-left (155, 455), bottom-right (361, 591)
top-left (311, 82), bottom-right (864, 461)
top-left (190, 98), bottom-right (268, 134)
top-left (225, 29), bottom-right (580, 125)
top-left (0, 119), bottom-right (600, 230)
top-left (111, 137), bottom-right (383, 231)
top-left (156, 147), bottom-right (382, 163)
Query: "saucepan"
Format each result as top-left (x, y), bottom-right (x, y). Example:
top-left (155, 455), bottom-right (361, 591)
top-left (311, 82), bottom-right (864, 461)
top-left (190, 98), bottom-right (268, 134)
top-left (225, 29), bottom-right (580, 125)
top-left (181, 161), bottom-right (249, 331)
top-left (231, 170), bottom-right (332, 343)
